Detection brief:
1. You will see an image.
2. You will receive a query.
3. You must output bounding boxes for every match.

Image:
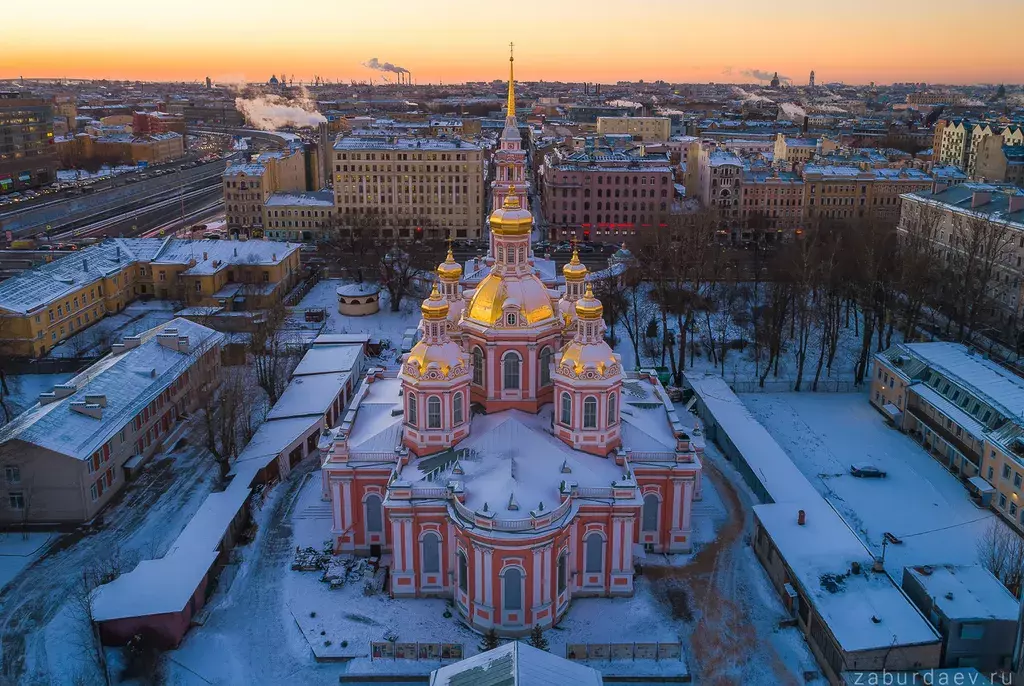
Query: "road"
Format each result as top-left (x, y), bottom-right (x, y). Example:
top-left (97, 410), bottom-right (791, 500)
top-left (0, 441), bottom-right (219, 685)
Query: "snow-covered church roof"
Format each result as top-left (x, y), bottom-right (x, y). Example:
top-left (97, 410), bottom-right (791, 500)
top-left (430, 641), bottom-right (603, 686)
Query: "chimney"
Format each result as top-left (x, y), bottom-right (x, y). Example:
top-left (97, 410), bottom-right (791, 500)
top-left (122, 335), bottom-right (142, 350)
top-left (82, 258), bottom-right (88, 271)
top-left (84, 393), bottom-right (107, 407)
top-left (972, 191), bottom-right (992, 208)
top-left (1009, 193), bottom-right (1024, 214)
top-left (69, 400), bottom-right (103, 419)
top-left (115, 246), bottom-right (121, 261)
top-left (203, 252), bottom-right (208, 260)
top-left (39, 382), bottom-right (76, 405)
top-left (932, 181), bottom-right (949, 194)
top-left (797, 509), bottom-right (806, 525)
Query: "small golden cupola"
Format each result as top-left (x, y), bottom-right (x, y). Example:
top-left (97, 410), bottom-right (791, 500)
top-left (552, 284), bottom-right (623, 456)
top-left (557, 247), bottom-right (589, 329)
top-left (436, 247), bottom-right (466, 336)
top-left (401, 284), bottom-right (472, 456)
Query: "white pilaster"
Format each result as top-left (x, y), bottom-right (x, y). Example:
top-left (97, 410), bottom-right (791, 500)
top-left (483, 549), bottom-right (494, 607)
top-left (474, 547), bottom-right (484, 604)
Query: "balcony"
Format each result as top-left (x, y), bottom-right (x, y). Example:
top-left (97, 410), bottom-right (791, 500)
top-left (906, 405), bottom-right (980, 466)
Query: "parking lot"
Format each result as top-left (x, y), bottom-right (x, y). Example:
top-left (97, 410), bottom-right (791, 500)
top-left (741, 392), bottom-right (1007, 572)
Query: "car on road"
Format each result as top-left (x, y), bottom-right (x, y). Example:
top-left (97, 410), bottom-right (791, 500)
top-left (850, 463), bottom-right (887, 478)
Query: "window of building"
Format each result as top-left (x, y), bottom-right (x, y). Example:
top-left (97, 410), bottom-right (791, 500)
top-left (458, 551), bottom-right (468, 593)
top-left (642, 494), bottom-right (659, 532)
top-left (427, 396), bottom-right (442, 429)
top-left (407, 393), bottom-right (417, 426)
top-left (584, 532), bottom-right (604, 574)
top-left (539, 347), bottom-right (552, 386)
top-left (1003, 465), bottom-right (1011, 480)
top-left (421, 532), bottom-right (441, 574)
top-left (364, 494), bottom-right (383, 533)
top-left (4, 466), bottom-right (20, 485)
top-left (453, 392), bottom-right (464, 425)
top-left (607, 393), bottom-right (617, 425)
top-left (503, 353), bottom-right (520, 391)
top-left (8, 492), bottom-right (24, 510)
top-left (960, 624), bottom-right (985, 640)
top-left (557, 553), bottom-right (567, 594)
top-left (502, 567), bottom-right (523, 611)
top-left (472, 348), bottom-right (484, 386)
top-left (999, 493), bottom-right (1007, 509)
top-left (561, 393), bottom-right (572, 426)
top-left (583, 397), bottom-right (598, 429)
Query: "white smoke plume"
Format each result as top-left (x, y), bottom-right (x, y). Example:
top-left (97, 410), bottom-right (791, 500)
top-left (742, 69), bottom-right (791, 84)
top-left (363, 58), bottom-right (409, 75)
top-left (778, 102), bottom-right (807, 120)
top-left (732, 87), bottom-right (775, 104)
top-left (235, 94), bottom-right (326, 130)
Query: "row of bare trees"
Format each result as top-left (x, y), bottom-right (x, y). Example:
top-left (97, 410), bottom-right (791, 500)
top-left (595, 203), bottom-right (1020, 390)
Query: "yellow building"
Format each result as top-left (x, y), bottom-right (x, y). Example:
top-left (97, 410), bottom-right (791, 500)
top-left (595, 117), bottom-right (671, 142)
top-left (803, 165), bottom-right (931, 223)
top-left (332, 135), bottom-right (485, 240)
top-left (871, 342), bottom-right (1024, 533)
top-left (223, 147), bottom-right (308, 232)
top-left (0, 238), bottom-right (302, 357)
top-left (773, 133), bottom-right (838, 164)
top-left (68, 132), bottom-right (185, 166)
top-left (263, 191), bottom-right (335, 241)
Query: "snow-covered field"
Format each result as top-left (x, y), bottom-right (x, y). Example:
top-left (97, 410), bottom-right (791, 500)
top-left (0, 533), bottom-right (54, 593)
top-left (741, 392), bottom-right (1004, 571)
top-left (47, 300), bottom-right (178, 359)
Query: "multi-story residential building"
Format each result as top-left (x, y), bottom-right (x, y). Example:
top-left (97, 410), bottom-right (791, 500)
top-left (936, 120), bottom-right (974, 170)
top-left (689, 145), bottom-right (742, 220)
top-left (541, 145), bottom-right (674, 244)
top-left (738, 168), bottom-right (804, 243)
top-left (0, 318), bottom-right (223, 524)
top-left (263, 191), bottom-right (335, 241)
top-left (803, 165), bottom-right (931, 223)
top-left (898, 183), bottom-right (1024, 322)
top-left (871, 342), bottom-right (1024, 535)
top-left (967, 123), bottom-right (1023, 178)
top-left (132, 111), bottom-right (186, 136)
top-left (974, 142), bottom-right (1024, 186)
top-left (772, 133), bottom-right (837, 164)
top-left (223, 147), bottom-right (308, 232)
top-left (596, 117), bottom-right (671, 142)
top-left (331, 135), bottom-right (485, 240)
top-left (61, 131), bottom-right (186, 166)
top-left (0, 238), bottom-right (301, 357)
top-left (0, 91), bottom-right (58, 194)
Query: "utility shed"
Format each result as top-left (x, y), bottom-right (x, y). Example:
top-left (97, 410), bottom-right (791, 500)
top-left (902, 564), bottom-right (1019, 672)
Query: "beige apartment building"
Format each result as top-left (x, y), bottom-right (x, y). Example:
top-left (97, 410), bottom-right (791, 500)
top-left (0, 319), bottom-right (223, 524)
top-left (871, 342), bottom-right (1024, 535)
top-left (595, 117), bottom-right (671, 142)
top-left (263, 190), bottom-right (335, 241)
top-left (967, 123), bottom-right (1023, 178)
top-left (332, 135), bottom-right (485, 240)
top-left (223, 147), bottom-right (308, 232)
top-left (0, 238), bottom-right (301, 357)
top-left (773, 133), bottom-right (838, 164)
top-left (803, 165), bottom-right (931, 223)
top-left (897, 183), bottom-right (1024, 322)
top-left (974, 137), bottom-right (1024, 185)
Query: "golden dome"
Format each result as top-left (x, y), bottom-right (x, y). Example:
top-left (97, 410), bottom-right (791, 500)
top-left (489, 186), bottom-right (533, 237)
top-left (405, 339), bottom-right (466, 378)
top-left (465, 271), bottom-right (556, 326)
top-left (437, 247), bottom-right (463, 280)
top-left (420, 284), bottom-right (449, 320)
top-left (558, 339), bottom-right (619, 378)
top-left (575, 284), bottom-right (603, 320)
top-left (562, 248), bottom-right (588, 281)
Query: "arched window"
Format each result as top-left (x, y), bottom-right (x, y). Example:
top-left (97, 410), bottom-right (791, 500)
top-left (584, 533), bottom-right (604, 574)
top-left (421, 532), bottom-right (441, 573)
top-left (427, 396), bottom-right (442, 429)
top-left (583, 396), bottom-right (598, 429)
top-left (506, 312), bottom-right (516, 326)
top-left (503, 353), bottom-right (520, 391)
top-left (502, 567), bottom-right (523, 610)
top-left (557, 553), bottom-right (568, 594)
top-left (539, 347), bottom-right (552, 386)
top-left (365, 494), bottom-right (383, 533)
top-left (560, 392), bottom-right (572, 426)
top-left (642, 494), bottom-right (660, 532)
top-left (607, 393), bottom-right (617, 425)
top-left (472, 347), bottom-right (484, 386)
top-left (453, 392), bottom-right (464, 425)
top-left (407, 393), bottom-right (417, 426)
top-left (458, 550), bottom-right (468, 592)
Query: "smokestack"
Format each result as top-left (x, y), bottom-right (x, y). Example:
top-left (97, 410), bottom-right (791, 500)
top-left (797, 509), bottom-right (806, 526)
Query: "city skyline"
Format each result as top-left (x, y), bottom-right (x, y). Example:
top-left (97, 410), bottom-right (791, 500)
top-left (3, 0), bottom-right (1022, 85)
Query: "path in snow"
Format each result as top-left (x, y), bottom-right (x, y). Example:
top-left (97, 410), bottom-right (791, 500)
top-left (0, 442), bottom-right (219, 684)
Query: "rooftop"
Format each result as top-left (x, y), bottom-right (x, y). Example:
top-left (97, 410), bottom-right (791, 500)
top-left (904, 564), bottom-right (1018, 622)
top-left (430, 641), bottom-right (603, 686)
top-left (265, 191), bottom-right (334, 208)
top-left (904, 183), bottom-right (1024, 226)
top-left (333, 136), bottom-right (480, 151)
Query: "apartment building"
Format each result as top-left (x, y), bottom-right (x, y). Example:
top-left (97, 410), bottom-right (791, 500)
top-left (541, 145), bottom-right (674, 244)
top-left (967, 123), bottom-right (1023, 178)
top-left (897, 183), bottom-right (1024, 322)
top-left (223, 147), bottom-right (308, 232)
top-left (974, 138), bottom-right (1024, 186)
top-left (0, 238), bottom-right (301, 357)
top-left (331, 135), bottom-right (485, 240)
top-left (263, 191), bottom-right (335, 241)
top-left (61, 131), bottom-right (185, 166)
top-left (772, 133), bottom-right (838, 164)
top-left (0, 91), bottom-right (58, 193)
top-left (738, 168), bottom-right (804, 242)
top-left (596, 116), bottom-right (671, 142)
top-left (936, 120), bottom-right (974, 170)
top-left (690, 148), bottom-right (742, 220)
top-left (803, 165), bottom-right (931, 223)
top-left (871, 342), bottom-right (1024, 535)
top-left (0, 319), bottom-right (223, 524)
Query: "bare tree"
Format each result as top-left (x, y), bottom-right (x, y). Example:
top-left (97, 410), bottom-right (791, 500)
top-left (895, 201), bottom-right (945, 340)
top-left (976, 520), bottom-right (1024, 596)
top-left (188, 367), bottom-right (264, 479)
top-left (617, 267), bottom-right (657, 370)
top-left (947, 212), bottom-right (1015, 342)
top-left (249, 299), bottom-right (298, 405)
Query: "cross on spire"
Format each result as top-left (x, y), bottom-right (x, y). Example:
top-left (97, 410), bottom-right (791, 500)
top-left (506, 42), bottom-right (516, 119)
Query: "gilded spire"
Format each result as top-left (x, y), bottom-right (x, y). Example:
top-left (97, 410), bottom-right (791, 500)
top-left (506, 42), bottom-right (516, 120)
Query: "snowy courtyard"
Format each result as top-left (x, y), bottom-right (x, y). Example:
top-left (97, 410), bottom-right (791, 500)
top-left (741, 391), bottom-right (1006, 572)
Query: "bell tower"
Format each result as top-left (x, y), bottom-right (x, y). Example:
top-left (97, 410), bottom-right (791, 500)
top-left (490, 43), bottom-right (528, 213)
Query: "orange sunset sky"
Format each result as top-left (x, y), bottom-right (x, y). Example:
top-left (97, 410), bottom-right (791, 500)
top-left (1, 0), bottom-right (1019, 85)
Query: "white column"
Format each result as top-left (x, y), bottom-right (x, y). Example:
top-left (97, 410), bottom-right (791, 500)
top-left (392, 519), bottom-right (404, 570)
top-left (332, 480), bottom-right (343, 531)
top-left (542, 545), bottom-right (552, 604)
top-left (681, 481), bottom-right (694, 532)
top-left (342, 480), bottom-right (353, 531)
top-left (611, 518), bottom-right (623, 573)
top-left (672, 480), bottom-right (683, 530)
top-left (623, 518), bottom-right (634, 570)
top-left (532, 548), bottom-right (542, 607)
top-left (474, 547), bottom-right (484, 604)
top-left (570, 521), bottom-right (579, 583)
top-left (403, 519), bottom-right (414, 572)
top-left (483, 549), bottom-right (494, 606)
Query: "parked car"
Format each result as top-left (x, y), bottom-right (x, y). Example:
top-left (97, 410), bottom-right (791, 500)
top-left (850, 463), bottom-right (887, 478)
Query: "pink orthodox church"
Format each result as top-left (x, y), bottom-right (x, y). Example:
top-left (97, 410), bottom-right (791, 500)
top-left (320, 59), bottom-right (702, 638)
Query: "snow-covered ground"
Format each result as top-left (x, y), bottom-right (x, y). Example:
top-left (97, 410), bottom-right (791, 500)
top-left (55, 165), bottom-right (142, 183)
top-left (0, 533), bottom-right (54, 592)
top-left (741, 392), bottom-right (1005, 571)
top-left (47, 300), bottom-right (177, 359)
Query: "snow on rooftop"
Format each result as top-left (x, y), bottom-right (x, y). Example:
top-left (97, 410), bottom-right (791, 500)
top-left (265, 191), bottom-right (334, 207)
top-left (430, 642), bottom-right (603, 686)
top-left (90, 550), bottom-right (219, 622)
top-left (0, 318), bottom-right (223, 460)
top-left (905, 564), bottom-right (1018, 622)
top-left (333, 136), bottom-right (481, 151)
top-left (755, 501), bottom-right (939, 653)
top-left (291, 343), bottom-right (364, 377)
top-left (336, 283), bottom-right (381, 298)
top-left (231, 415), bottom-right (320, 475)
top-left (265, 372), bottom-right (350, 421)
